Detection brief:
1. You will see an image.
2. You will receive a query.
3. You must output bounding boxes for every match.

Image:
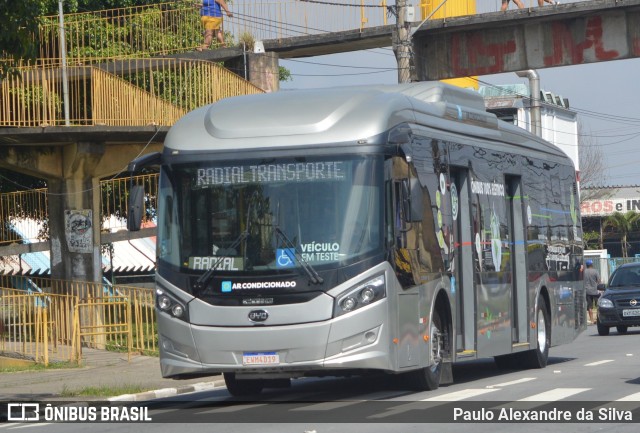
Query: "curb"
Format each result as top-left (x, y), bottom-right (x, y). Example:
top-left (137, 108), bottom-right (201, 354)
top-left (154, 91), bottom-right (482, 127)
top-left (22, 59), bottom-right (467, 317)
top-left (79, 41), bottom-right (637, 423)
top-left (107, 379), bottom-right (227, 402)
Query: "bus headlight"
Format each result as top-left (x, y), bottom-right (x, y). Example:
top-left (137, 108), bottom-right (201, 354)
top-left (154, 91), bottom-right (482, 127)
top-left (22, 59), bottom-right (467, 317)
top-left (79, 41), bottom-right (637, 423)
top-left (155, 288), bottom-right (189, 321)
top-left (334, 275), bottom-right (386, 317)
top-left (158, 296), bottom-right (172, 310)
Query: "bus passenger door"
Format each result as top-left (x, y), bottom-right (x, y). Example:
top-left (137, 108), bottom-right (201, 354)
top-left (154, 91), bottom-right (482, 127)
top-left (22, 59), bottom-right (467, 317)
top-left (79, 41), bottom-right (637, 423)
top-left (450, 168), bottom-right (475, 353)
top-left (506, 176), bottom-right (528, 344)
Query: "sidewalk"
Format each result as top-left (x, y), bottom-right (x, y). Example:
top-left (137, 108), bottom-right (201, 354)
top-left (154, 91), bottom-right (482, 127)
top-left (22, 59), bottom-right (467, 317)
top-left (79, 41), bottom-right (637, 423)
top-left (1, 349), bottom-right (225, 402)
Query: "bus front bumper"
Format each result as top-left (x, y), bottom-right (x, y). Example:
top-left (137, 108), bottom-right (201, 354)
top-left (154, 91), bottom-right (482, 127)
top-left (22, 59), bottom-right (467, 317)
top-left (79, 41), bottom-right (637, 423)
top-left (157, 300), bottom-right (392, 379)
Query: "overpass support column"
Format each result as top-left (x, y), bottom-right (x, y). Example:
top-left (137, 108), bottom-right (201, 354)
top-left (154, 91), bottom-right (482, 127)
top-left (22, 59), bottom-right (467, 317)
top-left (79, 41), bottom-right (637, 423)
top-left (229, 51), bottom-right (280, 92)
top-left (47, 142), bottom-right (105, 286)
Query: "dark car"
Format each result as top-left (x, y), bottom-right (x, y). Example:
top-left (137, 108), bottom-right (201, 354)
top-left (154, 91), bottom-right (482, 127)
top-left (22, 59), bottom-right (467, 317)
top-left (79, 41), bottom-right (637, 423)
top-left (597, 262), bottom-right (640, 336)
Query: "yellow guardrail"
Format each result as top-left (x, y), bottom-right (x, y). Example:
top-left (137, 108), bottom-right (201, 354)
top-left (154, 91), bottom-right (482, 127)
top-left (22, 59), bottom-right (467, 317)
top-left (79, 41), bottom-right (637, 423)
top-left (0, 278), bottom-right (157, 365)
top-left (0, 59), bottom-right (262, 127)
top-left (72, 297), bottom-right (132, 363)
top-left (0, 289), bottom-right (75, 365)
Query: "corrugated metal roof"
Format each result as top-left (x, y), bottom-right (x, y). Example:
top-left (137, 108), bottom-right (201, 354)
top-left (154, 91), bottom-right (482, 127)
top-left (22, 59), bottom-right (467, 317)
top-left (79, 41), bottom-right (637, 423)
top-left (0, 255), bottom-right (30, 276)
top-left (104, 238), bottom-right (156, 273)
top-left (1, 218), bottom-right (157, 278)
top-left (21, 251), bottom-right (50, 275)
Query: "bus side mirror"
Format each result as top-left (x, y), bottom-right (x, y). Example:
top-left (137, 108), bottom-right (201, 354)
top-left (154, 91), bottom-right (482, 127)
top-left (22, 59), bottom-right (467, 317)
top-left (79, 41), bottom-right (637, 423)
top-left (401, 178), bottom-right (423, 223)
top-left (127, 184), bottom-right (145, 232)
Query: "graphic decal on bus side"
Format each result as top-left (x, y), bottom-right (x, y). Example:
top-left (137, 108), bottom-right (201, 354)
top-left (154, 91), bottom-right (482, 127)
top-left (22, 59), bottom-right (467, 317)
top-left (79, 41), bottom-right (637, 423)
top-left (435, 173), bottom-right (449, 255)
top-left (490, 207), bottom-right (502, 272)
top-left (471, 176), bottom-right (505, 272)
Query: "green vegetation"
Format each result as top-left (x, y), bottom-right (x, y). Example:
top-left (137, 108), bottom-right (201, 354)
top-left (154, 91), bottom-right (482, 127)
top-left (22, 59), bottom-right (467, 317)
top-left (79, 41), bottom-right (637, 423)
top-left (0, 359), bottom-right (79, 373)
top-left (60, 383), bottom-right (152, 397)
top-left (603, 211), bottom-right (640, 258)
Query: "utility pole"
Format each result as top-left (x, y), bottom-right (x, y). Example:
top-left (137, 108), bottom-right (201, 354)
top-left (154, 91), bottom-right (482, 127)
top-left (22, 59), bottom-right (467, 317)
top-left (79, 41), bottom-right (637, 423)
top-left (394, 0), bottom-right (412, 84)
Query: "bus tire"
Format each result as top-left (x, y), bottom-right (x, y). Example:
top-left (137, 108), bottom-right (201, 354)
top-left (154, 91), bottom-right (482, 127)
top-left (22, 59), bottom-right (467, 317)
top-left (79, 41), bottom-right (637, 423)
top-left (410, 308), bottom-right (445, 391)
top-left (494, 353), bottom-right (519, 370)
top-left (521, 295), bottom-right (550, 369)
top-left (223, 373), bottom-right (264, 396)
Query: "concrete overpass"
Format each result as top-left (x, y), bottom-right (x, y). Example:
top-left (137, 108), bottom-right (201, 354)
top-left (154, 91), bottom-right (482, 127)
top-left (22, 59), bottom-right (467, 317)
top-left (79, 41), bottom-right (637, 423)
top-left (413, 0), bottom-right (640, 79)
top-left (180, 0), bottom-right (640, 80)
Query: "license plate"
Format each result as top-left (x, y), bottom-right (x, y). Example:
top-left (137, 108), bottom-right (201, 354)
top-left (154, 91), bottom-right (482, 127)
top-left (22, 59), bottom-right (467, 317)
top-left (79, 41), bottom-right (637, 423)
top-left (622, 309), bottom-right (640, 317)
top-left (242, 352), bottom-right (279, 365)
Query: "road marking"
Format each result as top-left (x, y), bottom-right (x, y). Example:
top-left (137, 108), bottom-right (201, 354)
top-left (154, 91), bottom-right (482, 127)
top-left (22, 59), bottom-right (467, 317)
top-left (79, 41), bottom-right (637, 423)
top-left (616, 392), bottom-right (640, 401)
top-left (518, 388), bottom-right (590, 401)
top-left (368, 389), bottom-right (499, 419)
top-left (195, 403), bottom-right (267, 414)
top-left (584, 360), bottom-right (614, 367)
top-left (292, 400), bottom-right (363, 411)
top-left (421, 388), bottom-right (498, 401)
top-left (292, 390), bottom-right (408, 410)
top-left (486, 377), bottom-right (536, 388)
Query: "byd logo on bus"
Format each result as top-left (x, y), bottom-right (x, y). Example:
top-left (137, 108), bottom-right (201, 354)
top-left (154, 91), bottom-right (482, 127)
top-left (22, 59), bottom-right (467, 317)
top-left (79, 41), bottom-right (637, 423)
top-left (248, 310), bottom-right (269, 322)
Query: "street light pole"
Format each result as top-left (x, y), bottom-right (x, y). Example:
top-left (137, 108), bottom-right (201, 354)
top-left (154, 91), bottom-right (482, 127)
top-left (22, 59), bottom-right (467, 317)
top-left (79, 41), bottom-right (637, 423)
top-left (58, 0), bottom-right (71, 126)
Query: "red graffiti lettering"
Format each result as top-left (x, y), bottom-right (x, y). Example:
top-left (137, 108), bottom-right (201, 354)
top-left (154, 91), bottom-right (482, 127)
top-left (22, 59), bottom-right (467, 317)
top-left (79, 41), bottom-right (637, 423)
top-left (544, 16), bottom-right (619, 66)
top-left (451, 32), bottom-right (517, 76)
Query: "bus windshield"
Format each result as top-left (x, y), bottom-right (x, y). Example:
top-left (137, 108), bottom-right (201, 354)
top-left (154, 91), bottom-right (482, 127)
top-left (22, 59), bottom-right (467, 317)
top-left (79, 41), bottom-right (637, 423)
top-left (157, 155), bottom-right (384, 274)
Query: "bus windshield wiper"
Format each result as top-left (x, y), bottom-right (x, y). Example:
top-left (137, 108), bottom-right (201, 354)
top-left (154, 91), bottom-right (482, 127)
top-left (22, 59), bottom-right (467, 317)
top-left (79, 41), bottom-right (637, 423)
top-left (194, 230), bottom-right (249, 293)
top-left (274, 227), bottom-right (324, 285)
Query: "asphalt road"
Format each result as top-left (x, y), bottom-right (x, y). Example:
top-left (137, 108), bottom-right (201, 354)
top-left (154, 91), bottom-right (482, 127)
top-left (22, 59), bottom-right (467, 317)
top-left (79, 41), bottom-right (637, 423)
top-left (3, 325), bottom-right (640, 433)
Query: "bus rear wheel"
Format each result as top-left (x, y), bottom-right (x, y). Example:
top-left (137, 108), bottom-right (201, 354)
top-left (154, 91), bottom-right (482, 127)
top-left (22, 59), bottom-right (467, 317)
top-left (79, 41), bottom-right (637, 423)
top-left (521, 295), bottom-right (550, 369)
top-left (223, 373), bottom-right (264, 396)
top-left (410, 308), bottom-right (445, 391)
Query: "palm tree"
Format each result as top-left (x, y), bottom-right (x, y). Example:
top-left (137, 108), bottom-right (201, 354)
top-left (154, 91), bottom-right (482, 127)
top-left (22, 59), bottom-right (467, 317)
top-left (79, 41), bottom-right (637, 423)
top-left (603, 211), bottom-right (640, 258)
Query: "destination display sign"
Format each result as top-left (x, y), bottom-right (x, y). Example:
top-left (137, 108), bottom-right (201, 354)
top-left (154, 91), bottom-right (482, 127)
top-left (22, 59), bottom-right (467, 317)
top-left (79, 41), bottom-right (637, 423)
top-left (188, 256), bottom-right (244, 271)
top-left (195, 161), bottom-right (345, 187)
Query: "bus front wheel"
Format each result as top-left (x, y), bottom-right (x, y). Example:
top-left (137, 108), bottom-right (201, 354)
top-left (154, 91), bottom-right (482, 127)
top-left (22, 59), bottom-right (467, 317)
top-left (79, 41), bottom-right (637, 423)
top-left (410, 308), bottom-right (445, 391)
top-left (223, 373), bottom-right (264, 396)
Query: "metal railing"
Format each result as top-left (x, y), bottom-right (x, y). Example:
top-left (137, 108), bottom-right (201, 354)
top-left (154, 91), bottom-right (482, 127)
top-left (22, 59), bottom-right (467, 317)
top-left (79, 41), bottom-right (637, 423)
top-left (0, 288), bottom-right (75, 364)
top-left (101, 173), bottom-right (159, 232)
top-left (0, 174), bottom-right (159, 247)
top-left (0, 188), bottom-right (48, 246)
top-left (72, 297), bottom-right (132, 363)
top-left (36, 1), bottom-right (394, 65)
top-left (0, 59), bottom-right (263, 127)
top-left (0, 277), bottom-right (157, 365)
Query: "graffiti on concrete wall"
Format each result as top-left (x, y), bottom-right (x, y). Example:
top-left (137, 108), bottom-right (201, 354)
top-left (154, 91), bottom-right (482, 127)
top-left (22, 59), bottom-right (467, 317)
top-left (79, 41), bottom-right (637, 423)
top-left (65, 209), bottom-right (93, 253)
top-left (416, 9), bottom-right (640, 80)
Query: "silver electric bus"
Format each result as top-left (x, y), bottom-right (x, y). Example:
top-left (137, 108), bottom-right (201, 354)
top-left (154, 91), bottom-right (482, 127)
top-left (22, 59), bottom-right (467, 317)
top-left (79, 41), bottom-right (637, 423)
top-left (128, 82), bottom-right (585, 396)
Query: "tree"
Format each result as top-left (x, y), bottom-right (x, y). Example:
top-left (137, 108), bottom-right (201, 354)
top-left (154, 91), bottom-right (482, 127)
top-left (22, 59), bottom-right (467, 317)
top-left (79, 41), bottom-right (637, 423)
top-left (578, 122), bottom-right (608, 201)
top-left (603, 211), bottom-right (640, 258)
top-left (0, 1), bottom-right (43, 79)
